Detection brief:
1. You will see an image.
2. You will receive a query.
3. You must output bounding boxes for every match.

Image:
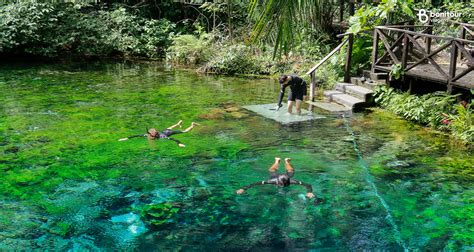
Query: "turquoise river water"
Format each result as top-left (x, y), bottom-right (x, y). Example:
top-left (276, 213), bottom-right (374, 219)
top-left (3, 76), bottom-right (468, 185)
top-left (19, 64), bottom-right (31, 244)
top-left (0, 61), bottom-right (473, 250)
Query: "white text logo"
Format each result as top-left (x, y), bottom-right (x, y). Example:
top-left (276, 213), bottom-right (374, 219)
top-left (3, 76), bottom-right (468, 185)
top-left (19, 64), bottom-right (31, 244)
top-left (417, 9), bottom-right (461, 23)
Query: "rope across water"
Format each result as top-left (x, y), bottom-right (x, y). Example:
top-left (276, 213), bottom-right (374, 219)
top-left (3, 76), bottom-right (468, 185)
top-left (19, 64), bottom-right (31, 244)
top-left (341, 114), bottom-right (408, 251)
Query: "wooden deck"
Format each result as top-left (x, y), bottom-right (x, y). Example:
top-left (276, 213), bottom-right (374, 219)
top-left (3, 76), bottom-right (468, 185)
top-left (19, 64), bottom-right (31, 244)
top-left (374, 63), bottom-right (474, 89)
top-left (371, 24), bottom-right (474, 91)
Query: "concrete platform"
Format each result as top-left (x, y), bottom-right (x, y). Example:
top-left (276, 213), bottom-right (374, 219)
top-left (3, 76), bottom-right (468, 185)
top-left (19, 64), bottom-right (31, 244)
top-left (243, 103), bottom-right (325, 124)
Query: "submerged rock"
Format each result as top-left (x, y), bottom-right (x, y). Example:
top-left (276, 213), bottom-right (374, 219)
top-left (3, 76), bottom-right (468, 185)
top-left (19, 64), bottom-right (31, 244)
top-left (229, 111), bottom-right (248, 119)
top-left (342, 136), bottom-right (355, 142)
top-left (224, 107), bottom-right (240, 112)
top-left (199, 108), bottom-right (225, 120)
top-left (385, 160), bottom-right (412, 168)
top-left (111, 212), bottom-right (147, 237)
top-left (4, 146), bottom-right (20, 154)
top-left (151, 188), bottom-right (181, 204)
top-left (111, 213), bottom-right (139, 224)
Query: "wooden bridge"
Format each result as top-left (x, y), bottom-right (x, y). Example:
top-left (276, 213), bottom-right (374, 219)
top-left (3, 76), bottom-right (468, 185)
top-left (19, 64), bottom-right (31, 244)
top-left (371, 22), bottom-right (474, 91)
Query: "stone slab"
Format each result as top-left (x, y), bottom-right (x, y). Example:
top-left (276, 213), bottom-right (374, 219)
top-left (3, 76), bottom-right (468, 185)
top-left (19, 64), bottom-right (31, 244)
top-left (242, 103), bottom-right (325, 124)
top-left (332, 93), bottom-right (364, 108)
top-left (306, 101), bottom-right (351, 112)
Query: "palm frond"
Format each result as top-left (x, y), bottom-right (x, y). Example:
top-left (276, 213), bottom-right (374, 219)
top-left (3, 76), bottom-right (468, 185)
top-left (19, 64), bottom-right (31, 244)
top-left (249, 0), bottom-right (335, 57)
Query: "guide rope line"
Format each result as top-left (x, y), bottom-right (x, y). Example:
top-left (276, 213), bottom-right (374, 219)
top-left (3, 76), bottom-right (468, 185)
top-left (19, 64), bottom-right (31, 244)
top-left (341, 114), bottom-right (409, 251)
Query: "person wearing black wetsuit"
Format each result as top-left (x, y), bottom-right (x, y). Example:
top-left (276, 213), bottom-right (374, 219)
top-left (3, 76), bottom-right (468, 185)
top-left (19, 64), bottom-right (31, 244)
top-left (118, 120), bottom-right (199, 148)
top-left (276, 75), bottom-right (308, 114)
top-left (236, 157), bottom-right (314, 199)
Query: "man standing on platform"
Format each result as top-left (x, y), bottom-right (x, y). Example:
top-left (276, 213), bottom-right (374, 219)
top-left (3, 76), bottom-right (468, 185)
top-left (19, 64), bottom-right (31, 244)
top-left (276, 74), bottom-right (307, 114)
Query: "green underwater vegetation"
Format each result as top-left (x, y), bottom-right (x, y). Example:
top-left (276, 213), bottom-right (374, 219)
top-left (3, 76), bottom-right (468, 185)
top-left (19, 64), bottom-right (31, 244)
top-left (0, 61), bottom-right (472, 250)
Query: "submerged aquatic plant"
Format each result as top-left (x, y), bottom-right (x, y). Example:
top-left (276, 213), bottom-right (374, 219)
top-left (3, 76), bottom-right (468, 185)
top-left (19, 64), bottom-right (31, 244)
top-left (141, 202), bottom-right (180, 228)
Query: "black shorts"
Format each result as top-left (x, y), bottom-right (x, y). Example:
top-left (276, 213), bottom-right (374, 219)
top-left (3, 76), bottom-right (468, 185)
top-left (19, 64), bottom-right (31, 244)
top-left (288, 91), bottom-right (304, 101)
top-left (161, 129), bottom-right (182, 138)
top-left (288, 84), bottom-right (307, 101)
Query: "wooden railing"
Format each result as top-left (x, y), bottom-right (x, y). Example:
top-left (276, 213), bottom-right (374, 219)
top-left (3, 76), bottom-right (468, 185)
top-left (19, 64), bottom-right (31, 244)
top-left (306, 34), bottom-right (353, 102)
top-left (372, 25), bottom-right (474, 90)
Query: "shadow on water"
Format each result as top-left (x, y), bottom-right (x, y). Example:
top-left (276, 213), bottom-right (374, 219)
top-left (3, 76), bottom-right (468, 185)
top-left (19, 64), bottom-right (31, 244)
top-left (0, 61), bottom-right (472, 250)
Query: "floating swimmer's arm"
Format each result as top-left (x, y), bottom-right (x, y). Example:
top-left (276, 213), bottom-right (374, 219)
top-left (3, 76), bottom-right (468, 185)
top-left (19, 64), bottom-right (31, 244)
top-left (290, 179), bottom-right (314, 198)
top-left (236, 180), bottom-right (276, 194)
top-left (118, 134), bottom-right (147, 141)
top-left (277, 83), bottom-right (290, 108)
top-left (167, 137), bottom-right (185, 147)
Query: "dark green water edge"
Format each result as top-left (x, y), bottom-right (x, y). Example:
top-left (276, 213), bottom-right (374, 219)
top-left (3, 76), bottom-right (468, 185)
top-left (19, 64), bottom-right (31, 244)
top-left (0, 61), bottom-right (472, 250)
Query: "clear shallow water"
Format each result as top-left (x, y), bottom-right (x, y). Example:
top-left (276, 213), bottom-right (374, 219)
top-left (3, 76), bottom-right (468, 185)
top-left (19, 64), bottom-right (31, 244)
top-left (0, 61), bottom-right (472, 250)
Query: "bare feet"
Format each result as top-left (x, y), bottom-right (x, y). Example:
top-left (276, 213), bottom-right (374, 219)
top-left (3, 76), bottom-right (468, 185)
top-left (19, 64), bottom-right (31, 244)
top-left (191, 122), bottom-right (200, 126)
top-left (178, 143), bottom-right (186, 148)
top-left (275, 157), bottom-right (281, 163)
top-left (285, 158), bottom-right (291, 163)
top-left (236, 189), bottom-right (245, 194)
top-left (177, 120), bottom-right (183, 127)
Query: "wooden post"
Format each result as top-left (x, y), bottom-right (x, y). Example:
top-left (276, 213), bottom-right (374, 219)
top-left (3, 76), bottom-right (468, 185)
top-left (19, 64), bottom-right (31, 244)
top-left (459, 25), bottom-right (466, 61)
top-left (344, 33), bottom-right (354, 83)
top-left (401, 33), bottom-right (409, 70)
top-left (408, 21), bottom-right (414, 55)
top-left (371, 29), bottom-right (379, 72)
top-left (310, 72), bottom-right (316, 102)
top-left (448, 40), bottom-right (458, 93)
top-left (426, 19), bottom-right (432, 55)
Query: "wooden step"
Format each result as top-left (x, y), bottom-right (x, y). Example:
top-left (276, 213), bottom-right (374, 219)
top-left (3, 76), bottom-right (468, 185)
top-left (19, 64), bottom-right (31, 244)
top-left (363, 70), bottom-right (388, 81)
top-left (323, 90), bottom-right (343, 102)
top-left (335, 82), bottom-right (355, 92)
top-left (331, 93), bottom-right (364, 108)
top-left (350, 77), bottom-right (383, 91)
top-left (306, 101), bottom-right (351, 112)
top-left (344, 85), bottom-right (374, 100)
top-left (359, 80), bottom-right (384, 91)
top-left (363, 70), bottom-right (371, 79)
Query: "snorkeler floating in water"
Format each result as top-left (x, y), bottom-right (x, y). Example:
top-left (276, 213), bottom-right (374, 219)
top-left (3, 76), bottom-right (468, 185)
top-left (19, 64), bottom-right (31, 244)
top-left (118, 120), bottom-right (199, 148)
top-left (236, 157), bottom-right (314, 199)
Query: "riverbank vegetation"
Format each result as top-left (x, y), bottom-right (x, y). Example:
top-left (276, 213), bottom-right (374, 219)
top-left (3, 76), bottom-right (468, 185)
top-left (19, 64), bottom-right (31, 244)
top-left (0, 2), bottom-right (174, 58)
top-left (0, 0), bottom-right (472, 142)
top-left (374, 86), bottom-right (474, 145)
top-left (2, 1), bottom-right (470, 76)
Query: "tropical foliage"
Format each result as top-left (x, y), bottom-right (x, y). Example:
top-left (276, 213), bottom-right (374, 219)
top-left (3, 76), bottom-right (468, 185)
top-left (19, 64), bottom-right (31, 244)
top-left (200, 43), bottom-right (270, 75)
top-left (249, 0), bottom-right (336, 57)
top-left (0, 2), bottom-right (174, 58)
top-left (374, 86), bottom-right (474, 144)
top-left (166, 33), bottom-right (214, 65)
top-left (347, 0), bottom-right (414, 35)
top-left (443, 98), bottom-right (474, 143)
